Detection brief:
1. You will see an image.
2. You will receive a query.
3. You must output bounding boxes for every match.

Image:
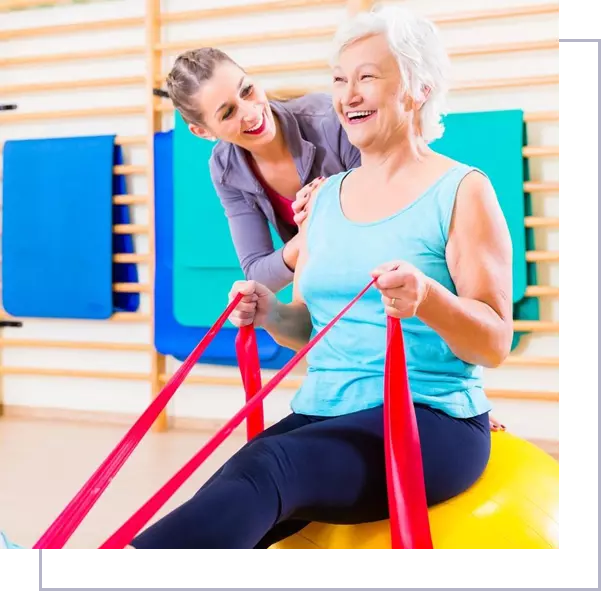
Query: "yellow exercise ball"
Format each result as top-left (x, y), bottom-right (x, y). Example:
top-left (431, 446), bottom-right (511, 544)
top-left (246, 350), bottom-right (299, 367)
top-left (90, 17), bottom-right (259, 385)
top-left (271, 431), bottom-right (558, 549)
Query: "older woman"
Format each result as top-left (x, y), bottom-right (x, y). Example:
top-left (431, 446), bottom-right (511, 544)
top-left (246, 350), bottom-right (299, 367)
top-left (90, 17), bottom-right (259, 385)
top-left (0, 5), bottom-right (512, 551)
top-left (124, 5), bottom-right (513, 550)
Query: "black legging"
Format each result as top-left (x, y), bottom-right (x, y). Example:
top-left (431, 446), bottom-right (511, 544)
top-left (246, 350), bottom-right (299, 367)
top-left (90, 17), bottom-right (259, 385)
top-left (131, 404), bottom-right (491, 549)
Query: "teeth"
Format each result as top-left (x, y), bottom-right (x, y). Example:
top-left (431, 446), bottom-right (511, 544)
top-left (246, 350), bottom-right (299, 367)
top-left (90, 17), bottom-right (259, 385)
top-left (347, 110), bottom-right (375, 119)
top-left (245, 114), bottom-right (263, 132)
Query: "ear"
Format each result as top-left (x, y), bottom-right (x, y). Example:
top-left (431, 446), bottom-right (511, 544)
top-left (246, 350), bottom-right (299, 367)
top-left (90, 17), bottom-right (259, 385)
top-left (416, 85), bottom-right (431, 110)
top-left (188, 123), bottom-right (216, 142)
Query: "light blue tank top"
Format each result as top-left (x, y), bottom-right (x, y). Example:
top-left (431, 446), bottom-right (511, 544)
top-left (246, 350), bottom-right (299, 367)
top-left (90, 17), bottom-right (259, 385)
top-left (292, 164), bottom-right (492, 419)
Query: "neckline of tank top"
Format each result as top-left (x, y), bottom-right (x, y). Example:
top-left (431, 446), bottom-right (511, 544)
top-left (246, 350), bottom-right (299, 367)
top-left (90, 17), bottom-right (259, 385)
top-left (334, 163), bottom-right (465, 227)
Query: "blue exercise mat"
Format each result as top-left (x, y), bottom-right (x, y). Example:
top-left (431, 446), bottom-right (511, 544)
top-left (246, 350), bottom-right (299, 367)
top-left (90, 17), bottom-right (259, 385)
top-left (2, 135), bottom-right (139, 319)
top-left (153, 130), bottom-right (294, 368)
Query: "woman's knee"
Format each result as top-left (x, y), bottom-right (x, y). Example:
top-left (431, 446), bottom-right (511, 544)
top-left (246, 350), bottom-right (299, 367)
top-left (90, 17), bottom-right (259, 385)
top-left (220, 437), bottom-right (289, 490)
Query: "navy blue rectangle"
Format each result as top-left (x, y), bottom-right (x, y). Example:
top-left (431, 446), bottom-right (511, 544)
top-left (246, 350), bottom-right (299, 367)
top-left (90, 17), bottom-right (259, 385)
top-left (112, 144), bottom-right (140, 313)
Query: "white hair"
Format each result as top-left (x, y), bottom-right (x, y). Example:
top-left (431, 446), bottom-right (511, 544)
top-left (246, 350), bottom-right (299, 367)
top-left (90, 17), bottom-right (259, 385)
top-left (331, 4), bottom-right (450, 143)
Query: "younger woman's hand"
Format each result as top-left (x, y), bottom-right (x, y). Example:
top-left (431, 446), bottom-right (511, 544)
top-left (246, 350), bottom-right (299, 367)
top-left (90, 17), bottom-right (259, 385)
top-left (292, 176), bottom-right (326, 226)
top-left (228, 280), bottom-right (276, 328)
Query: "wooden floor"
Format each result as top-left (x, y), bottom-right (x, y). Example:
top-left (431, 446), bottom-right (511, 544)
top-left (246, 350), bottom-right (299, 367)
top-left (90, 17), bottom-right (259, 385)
top-left (0, 416), bottom-right (559, 549)
top-left (0, 416), bottom-right (248, 549)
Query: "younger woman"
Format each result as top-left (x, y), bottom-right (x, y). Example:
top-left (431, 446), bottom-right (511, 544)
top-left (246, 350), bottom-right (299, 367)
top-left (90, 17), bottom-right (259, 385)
top-left (166, 48), bottom-right (360, 293)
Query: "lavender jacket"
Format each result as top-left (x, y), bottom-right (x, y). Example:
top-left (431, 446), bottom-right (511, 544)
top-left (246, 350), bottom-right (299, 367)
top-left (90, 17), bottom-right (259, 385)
top-left (208, 93), bottom-right (361, 293)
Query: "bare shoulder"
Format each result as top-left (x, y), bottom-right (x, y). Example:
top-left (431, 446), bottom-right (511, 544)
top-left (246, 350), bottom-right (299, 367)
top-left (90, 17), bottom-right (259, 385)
top-left (446, 168), bottom-right (513, 322)
top-left (456, 169), bottom-right (497, 204)
top-left (446, 167), bottom-right (512, 287)
top-left (451, 169), bottom-right (507, 232)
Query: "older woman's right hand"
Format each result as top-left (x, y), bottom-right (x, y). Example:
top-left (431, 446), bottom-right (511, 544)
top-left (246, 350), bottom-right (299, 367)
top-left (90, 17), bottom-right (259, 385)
top-left (228, 280), bottom-right (276, 328)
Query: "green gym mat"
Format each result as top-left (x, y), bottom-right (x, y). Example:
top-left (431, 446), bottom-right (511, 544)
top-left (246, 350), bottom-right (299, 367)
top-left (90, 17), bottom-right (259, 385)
top-left (173, 108), bottom-right (538, 341)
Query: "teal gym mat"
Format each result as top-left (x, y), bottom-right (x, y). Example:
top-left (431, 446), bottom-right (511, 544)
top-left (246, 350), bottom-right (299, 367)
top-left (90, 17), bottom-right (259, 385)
top-left (173, 108), bottom-right (537, 340)
top-left (173, 112), bottom-right (290, 327)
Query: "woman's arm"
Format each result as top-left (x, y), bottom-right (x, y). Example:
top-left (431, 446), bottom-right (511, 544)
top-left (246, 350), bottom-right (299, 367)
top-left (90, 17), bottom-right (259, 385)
top-left (215, 181), bottom-right (294, 293)
top-left (261, 192), bottom-right (315, 351)
top-left (375, 171), bottom-right (513, 368)
top-left (418, 171), bottom-right (514, 367)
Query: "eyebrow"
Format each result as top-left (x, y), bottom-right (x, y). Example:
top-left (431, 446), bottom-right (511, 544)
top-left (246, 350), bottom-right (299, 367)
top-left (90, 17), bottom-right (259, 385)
top-left (333, 62), bottom-right (382, 74)
top-left (215, 76), bottom-right (246, 116)
top-left (356, 62), bottom-right (381, 70)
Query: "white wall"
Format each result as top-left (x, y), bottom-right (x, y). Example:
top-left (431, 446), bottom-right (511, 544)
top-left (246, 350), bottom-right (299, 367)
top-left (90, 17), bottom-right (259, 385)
top-left (0, 0), bottom-right (558, 441)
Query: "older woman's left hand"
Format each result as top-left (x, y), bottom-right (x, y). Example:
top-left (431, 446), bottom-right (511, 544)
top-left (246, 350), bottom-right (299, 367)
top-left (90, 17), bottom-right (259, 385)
top-left (372, 261), bottom-right (431, 319)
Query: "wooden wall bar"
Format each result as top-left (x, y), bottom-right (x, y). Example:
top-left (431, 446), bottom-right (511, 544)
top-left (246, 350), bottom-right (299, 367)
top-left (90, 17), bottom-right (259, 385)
top-left (0, 0), bottom-right (559, 427)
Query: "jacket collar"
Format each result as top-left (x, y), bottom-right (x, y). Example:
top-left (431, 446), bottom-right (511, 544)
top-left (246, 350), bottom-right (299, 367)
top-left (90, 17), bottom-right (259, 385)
top-left (219, 100), bottom-right (316, 193)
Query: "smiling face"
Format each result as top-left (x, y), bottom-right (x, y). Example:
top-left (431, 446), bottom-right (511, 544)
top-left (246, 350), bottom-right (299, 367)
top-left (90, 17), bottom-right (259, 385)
top-left (332, 33), bottom-right (418, 151)
top-left (187, 61), bottom-right (277, 149)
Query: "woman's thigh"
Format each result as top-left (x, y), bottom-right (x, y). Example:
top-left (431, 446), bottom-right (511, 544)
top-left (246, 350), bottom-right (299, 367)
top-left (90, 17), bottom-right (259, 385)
top-left (266, 404), bottom-right (491, 525)
top-left (195, 412), bottom-right (312, 495)
top-left (414, 404), bottom-right (491, 506)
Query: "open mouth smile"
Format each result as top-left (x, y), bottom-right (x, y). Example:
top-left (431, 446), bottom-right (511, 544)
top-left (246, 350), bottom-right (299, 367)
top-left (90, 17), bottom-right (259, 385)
top-left (243, 110), bottom-right (267, 135)
top-left (346, 110), bottom-right (377, 124)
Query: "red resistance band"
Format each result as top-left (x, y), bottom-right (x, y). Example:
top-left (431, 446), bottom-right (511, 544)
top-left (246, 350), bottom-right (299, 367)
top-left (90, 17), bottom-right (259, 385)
top-left (35, 280), bottom-right (433, 550)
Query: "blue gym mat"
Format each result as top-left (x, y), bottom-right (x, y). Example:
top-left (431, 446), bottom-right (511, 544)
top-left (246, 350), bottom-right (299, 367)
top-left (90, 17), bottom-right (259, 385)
top-left (153, 130), bottom-right (293, 368)
top-left (2, 135), bottom-right (139, 319)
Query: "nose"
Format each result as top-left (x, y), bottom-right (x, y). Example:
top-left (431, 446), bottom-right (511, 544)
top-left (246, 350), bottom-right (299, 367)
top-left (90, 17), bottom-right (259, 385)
top-left (342, 79), bottom-right (362, 109)
top-left (240, 102), bottom-right (259, 123)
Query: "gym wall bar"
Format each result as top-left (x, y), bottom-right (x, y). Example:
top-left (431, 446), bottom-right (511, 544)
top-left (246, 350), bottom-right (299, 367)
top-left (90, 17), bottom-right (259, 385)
top-left (0, 0), bottom-right (559, 427)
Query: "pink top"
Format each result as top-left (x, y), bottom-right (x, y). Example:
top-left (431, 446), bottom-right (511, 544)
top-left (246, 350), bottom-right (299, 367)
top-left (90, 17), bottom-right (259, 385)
top-left (246, 154), bottom-right (297, 228)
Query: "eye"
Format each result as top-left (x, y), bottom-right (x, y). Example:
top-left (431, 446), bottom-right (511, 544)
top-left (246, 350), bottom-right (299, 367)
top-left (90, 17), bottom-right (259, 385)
top-left (333, 75), bottom-right (346, 83)
top-left (361, 74), bottom-right (375, 80)
top-left (222, 106), bottom-right (234, 120)
top-left (241, 83), bottom-right (253, 97)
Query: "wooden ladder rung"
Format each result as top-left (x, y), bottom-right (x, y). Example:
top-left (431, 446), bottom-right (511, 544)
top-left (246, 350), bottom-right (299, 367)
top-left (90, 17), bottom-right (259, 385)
top-left (0, 366), bottom-right (149, 381)
top-left (113, 253), bottom-right (150, 264)
top-left (503, 356), bottom-right (558, 367)
top-left (113, 195), bottom-right (149, 205)
top-left (514, 320), bottom-right (559, 332)
top-left (524, 285), bottom-right (559, 297)
top-left (113, 224), bottom-right (149, 235)
top-left (486, 389), bottom-right (558, 402)
top-left (526, 251), bottom-right (559, 263)
top-left (0, 338), bottom-right (151, 352)
top-left (113, 283), bottom-right (150, 293)
top-left (524, 181), bottom-right (559, 193)
top-left (524, 216), bottom-right (559, 228)
top-left (113, 164), bottom-right (148, 175)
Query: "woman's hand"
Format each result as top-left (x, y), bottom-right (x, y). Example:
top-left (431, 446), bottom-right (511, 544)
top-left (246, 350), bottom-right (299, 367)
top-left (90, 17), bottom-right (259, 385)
top-left (228, 280), bottom-right (277, 328)
top-left (292, 176), bottom-right (326, 226)
top-left (371, 261), bottom-right (431, 319)
top-left (489, 415), bottom-right (506, 432)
